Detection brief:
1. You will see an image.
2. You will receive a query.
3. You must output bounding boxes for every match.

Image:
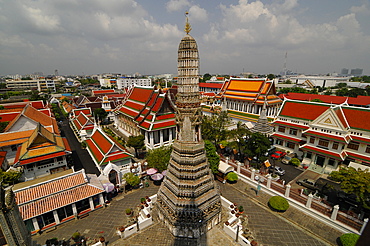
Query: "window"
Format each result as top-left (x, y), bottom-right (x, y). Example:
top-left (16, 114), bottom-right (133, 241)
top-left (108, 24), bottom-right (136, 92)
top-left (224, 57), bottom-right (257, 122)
top-left (278, 126), bottom-right (285, 133)
top-left (332, 142), bottom-right (339, 150)
top-left (76, 198), bottom-right (90, 214)
top-left (328, 159), bottom-right (335, 166)
top-left (306, 152), bottom-right (312, 159)
top-left (276, 139), bottom-right (283, 145)
top-left (318, 139), bottom-right (329, 147)
top-left (57, 205), bottom-right (73, 220)
top-left (286, 142), bottom-right (295, 149)
top-left (347, 142), bottom-right (359, 151)
top-left (366, 145), bottom-right (370, 154)
top-left (289, 129), bottom-right (297, 136)
top-left (309, 137), bottom-right (315, 144)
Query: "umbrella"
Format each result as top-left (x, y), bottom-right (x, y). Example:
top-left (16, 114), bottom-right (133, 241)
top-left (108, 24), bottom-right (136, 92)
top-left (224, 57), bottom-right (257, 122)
top-left (103, 183), bottom-right (115, 193)
top-left (146, 168), bottom-right (158, 175)
top-left (151, 173), bottom-right (164, 181)
top-left (162, 170), bottom-right (167, 176)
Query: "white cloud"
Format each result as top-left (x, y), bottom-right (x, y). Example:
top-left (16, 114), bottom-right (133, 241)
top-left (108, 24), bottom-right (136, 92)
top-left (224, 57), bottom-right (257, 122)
top-left (189, 5), bottom-right (208, 22)
top-left (166, 0), bottom-right (190, 12)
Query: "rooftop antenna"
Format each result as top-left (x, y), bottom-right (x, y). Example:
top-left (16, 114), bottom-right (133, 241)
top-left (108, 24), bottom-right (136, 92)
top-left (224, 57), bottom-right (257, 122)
top-left (284, 51), bottom-right (287, 76)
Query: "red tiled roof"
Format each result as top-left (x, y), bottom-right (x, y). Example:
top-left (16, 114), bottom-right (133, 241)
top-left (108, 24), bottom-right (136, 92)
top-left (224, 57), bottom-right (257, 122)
top-left (0, 110), bottom-right (22, 122)
top-left (351, 135), bottom-right (370, 144)
top-left (91, 129), bottom-right (112, 154)
top-left (18, 151), bottom-right (66, 165)
top-left (279, 101), bottom-right (329, 120)
top-left (103, 152), bottom-right (131, 165)
top-left (152, 120), bottom-right (176, 130)
top-left (86, 139), bottom-right (104, 163)
top-left (342, 107), bottom-right (370, 131)
top-left (300, 145), bottom-right (346, 160)
top-left (346, 151), bottom-right (370, 163)
top-left (93, 89), bottom-right (115, 94)
top-left (281, 93), bottom-right (370, 106)
top-left (1, 100), bottom-right (45, 110)
top-left (129, 87), bottom-right (153, 103)
top-left (303, 130), bottom-right (351, 143)
top-left (199, 83), bottom-right (223, 89)
top-left (271, 133), bottom-right (302, 143)
top-left (272, 120), bottom-right (309, 130)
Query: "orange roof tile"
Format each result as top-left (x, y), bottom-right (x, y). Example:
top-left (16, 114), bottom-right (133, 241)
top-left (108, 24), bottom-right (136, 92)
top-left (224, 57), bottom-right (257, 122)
top-left (15, 171), bottom-right (103, 220)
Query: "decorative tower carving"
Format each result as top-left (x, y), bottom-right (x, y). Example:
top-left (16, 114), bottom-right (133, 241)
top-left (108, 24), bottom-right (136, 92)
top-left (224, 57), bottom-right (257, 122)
top-left (0, 185), bottom-right (32, 246)
top-left (155, 13), bottom-right (221, 239)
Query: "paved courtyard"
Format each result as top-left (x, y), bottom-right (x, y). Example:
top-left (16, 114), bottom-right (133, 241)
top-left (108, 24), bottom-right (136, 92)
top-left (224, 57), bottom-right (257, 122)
top-left (32, 179), bottom-right (341, 246)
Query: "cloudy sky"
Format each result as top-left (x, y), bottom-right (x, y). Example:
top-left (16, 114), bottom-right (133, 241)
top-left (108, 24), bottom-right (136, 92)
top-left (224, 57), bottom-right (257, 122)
top-left (1, 0), bottom-right (369, 76)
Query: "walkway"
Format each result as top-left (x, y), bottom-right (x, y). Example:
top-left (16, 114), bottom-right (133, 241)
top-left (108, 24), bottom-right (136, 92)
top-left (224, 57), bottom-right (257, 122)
top-left (32, 178), bottom-right (341, 245)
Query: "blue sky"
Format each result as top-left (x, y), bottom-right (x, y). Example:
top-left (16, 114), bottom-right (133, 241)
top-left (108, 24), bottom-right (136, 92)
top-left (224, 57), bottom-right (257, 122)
top-left (0, 0), bottom-right (369, 76)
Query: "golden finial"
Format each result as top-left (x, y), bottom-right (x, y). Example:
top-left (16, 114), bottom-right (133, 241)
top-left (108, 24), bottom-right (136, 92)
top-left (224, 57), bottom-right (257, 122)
top-left (184, 11), bottom-right (192, 34)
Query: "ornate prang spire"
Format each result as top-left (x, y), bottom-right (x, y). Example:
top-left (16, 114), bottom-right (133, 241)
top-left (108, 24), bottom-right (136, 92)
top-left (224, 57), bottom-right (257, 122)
top-left (184, 11), bottom-right (192, 34)
top-left (155, 14), bottom-right (221, 239)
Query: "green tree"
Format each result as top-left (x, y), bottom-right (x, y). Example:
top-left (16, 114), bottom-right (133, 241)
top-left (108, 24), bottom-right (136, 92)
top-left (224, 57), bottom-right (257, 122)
top-left (242, 132), bottom-right (270, 162)
top-left (94, 108), bottom-right (108, 123)
top-left (201, 111), bottom-right (231, 145)
top-left (329, 167), bottom-right (370, 209)
top-left (337, 83), bottom-right (347, 88)
top-left (202, 73), bottom-right (212, 82)
top-left (267, 74), bottom-right (275, 80)
top-left (123, 172), bottom-right (140, 187)
top-left (0, 121), bottom-right (9, 133)
top-left (348, 88), bottom-right (366, 98)
top-left (324, 89), bottom-right (332, 95)
top-left (0, 170), bottom-right (22, 185)
top-left (126, 135), bottom-right (145, 158)
top-left (0, 105), bottom-right (4, 109)
top-left (145, 146), bottom-right (171, 172)
top-left (228, 122), bottom-right (251, 161)
top-left (335, 87), bottom-right (349, 96)
top-left (204, 140), bottom-right (220, 174)
top-left (290, 158), bottom-right (300, 167)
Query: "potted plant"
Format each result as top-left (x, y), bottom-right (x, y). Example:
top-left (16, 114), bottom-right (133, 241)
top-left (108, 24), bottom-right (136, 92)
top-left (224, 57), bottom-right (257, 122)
top-left (230, 204), bottom-right (234, 209)
top-left (146, 196), bottom-right (151, 202)
top-left (147, 214), bottom-right (151, 218)
top-left (125, 208), bottom-right (132, 215)
top-left (118, 226), bottom-right (125, 232)
top-left (239, 206), bottom-right (244, 214)
top-left (225, 221), bottom-right (230, 226)
top-left (100, 237), bottom-right (105, 242)
top-left (140, 198), bottom-right (146, 204)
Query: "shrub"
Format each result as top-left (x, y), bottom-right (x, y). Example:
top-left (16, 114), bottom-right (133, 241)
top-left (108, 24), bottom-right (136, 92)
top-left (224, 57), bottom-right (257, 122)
top-left (226, 172), bottom-right (238, 182)
top-left (238, 206), bottom-right (244, 212)
top-left (72, 232), bottom-right (80, 240)
top-left (268, 196), bottom-right (289, 212)
top-left (339, 233), bottom-right (359, 246)
top-left (290, 158), bottom-right (300, 167)
top-left (125, 208), bottom-right (132, 215)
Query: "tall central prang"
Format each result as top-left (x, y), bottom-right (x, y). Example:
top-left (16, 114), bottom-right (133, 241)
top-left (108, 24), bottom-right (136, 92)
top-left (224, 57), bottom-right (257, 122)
top-left (155, 13), bottom-right (221, 239)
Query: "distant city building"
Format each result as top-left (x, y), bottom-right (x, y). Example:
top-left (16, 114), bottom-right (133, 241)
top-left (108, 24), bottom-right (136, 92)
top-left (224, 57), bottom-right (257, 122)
top-left (288, 75), bottom-right (349, 88)
top-left (6, 79), bottom-right (56, 92)
top-left (350, 68), bottom-right (363, 77)
top-left (99, 77), bottom-right (152, 89)
top-left (341, 68), bottom-right (349, 75)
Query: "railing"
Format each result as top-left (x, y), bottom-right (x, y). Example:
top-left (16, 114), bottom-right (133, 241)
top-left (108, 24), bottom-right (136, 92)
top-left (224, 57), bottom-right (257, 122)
top-left (223, 158), bottom-right (364, 232)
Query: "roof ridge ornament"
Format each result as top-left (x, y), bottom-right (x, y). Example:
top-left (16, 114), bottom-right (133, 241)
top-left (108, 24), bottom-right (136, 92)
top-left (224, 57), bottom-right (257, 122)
top-left (184, 11), bottom-right (192, 34)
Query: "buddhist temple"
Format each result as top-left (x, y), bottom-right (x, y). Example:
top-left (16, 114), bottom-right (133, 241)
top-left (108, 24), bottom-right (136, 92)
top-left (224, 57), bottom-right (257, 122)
top-left (155, 13), bottom-right (221, 239)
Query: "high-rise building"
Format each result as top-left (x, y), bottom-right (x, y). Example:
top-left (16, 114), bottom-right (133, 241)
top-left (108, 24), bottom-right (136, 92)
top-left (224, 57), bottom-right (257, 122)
top-left (155, 14), bottom-right (221, 238)
top-left (341, 68), bottom-right (349, 75)
top-left (350, 68), bottom-right (363, 76)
